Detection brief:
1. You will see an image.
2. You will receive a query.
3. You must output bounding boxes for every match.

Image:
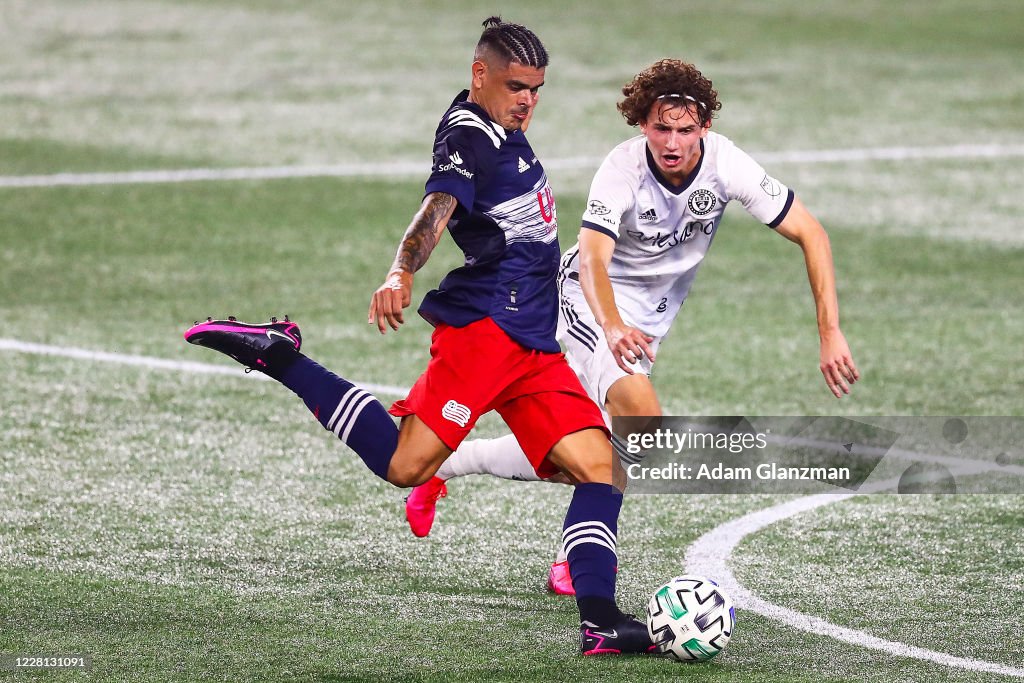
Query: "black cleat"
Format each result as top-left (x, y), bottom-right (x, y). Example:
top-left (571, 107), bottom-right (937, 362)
top-left (580, 614), bottom-right (657, 656)
top-left (184, 317), bottom-right (301, 372)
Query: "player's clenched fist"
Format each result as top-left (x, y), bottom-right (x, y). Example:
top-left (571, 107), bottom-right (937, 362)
top-left (369, 270), bottom-right (413, 334)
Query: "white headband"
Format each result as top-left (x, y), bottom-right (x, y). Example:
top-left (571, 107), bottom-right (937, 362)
top-left (657, 93), bottom-right (705, 109)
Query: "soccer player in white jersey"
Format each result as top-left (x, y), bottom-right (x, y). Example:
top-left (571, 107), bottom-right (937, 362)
top-left (405, 59), bottom-right (860, 594)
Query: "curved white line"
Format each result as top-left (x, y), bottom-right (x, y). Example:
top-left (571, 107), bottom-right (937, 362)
top-left (685, 470), bottom-right (1024, 678)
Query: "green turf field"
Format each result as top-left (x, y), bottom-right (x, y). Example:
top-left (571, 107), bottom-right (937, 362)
top-left (2, 1), bottom-right (1023, 681)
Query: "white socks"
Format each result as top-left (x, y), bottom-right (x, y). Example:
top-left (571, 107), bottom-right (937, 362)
top-left (435, 434), bottom-right (545, 482)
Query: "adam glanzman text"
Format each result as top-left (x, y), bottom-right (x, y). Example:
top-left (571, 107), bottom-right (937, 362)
top-left (623, 427), bottom-right (851, 483)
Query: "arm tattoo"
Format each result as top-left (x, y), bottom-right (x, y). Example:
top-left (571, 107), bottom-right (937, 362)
top-left (393, 193), bottom-right (456, 273)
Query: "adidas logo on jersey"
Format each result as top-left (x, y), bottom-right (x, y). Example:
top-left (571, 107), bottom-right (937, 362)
top-left (638, 208), bottom-right (658, 222)
top-left (518, 156), bottom-right (531, 173)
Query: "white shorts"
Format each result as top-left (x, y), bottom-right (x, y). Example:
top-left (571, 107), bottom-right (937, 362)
top-left (556, 277), bottom-right (662, 425)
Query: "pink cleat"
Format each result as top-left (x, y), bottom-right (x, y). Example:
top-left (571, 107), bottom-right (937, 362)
top-left (405, 476), bottom-right (447, 537)
top-left (546, 560), bottom-right (575, 596)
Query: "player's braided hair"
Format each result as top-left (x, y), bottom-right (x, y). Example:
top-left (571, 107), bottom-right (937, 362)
top-left (475, 16), bottom-right (549, 68)
top-left (618, 59), bottom-right (721, 127)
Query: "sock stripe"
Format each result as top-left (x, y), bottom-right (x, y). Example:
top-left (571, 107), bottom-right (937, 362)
top-left (332, 389), bottom-right (371, 438)
top-left (339, 394), bottom-right (377, 443)
top-left (327, 386), bottom-right (363, 432)
top-left (563, 520), bottom-right (619, 558)
top-left (279, 355), bottom-right (397, 483)
top-left (564, 523), bottom-right (617, 546)
top-left (329, 387), bottom-right (368, 433)
top-left (563, 520), bottom-right (618, 545)
top-left (612, 434), bottom-right (644, 465)
top-left (563, 527), bottom-right (618, 554)
top-left (563, 536), bottom-right (618, 558)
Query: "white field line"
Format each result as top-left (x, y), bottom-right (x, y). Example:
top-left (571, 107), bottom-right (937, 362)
top-left (686, 465), bottom-right (1024, 678)
top-left (0, 337), bottom-right (410, 397)
top-left (2, 143), bottom-right (1023, 188)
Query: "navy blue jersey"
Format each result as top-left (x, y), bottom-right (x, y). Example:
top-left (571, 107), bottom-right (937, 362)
top-left (419, 91), bottom-right (561, 353)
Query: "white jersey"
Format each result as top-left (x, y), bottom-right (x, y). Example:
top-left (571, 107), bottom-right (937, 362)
top-left (560, 132), bottom-right (794, 337)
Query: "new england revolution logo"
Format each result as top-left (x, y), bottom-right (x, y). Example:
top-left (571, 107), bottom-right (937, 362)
top-left (441, 400), bottom-right (472, 428)
top-left (687, 188), bottom-right (717, 216)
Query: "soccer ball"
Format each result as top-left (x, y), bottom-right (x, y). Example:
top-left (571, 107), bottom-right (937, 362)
top-left (646, 574), bottom-right (735, 662)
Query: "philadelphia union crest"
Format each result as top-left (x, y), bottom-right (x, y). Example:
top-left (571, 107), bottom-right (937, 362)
top-left (687, 188), bottom-right (717, 216)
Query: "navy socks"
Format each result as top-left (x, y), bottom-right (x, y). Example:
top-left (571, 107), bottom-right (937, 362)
top-left (563, 482), bottom-right (625, 626)
top-left (276, 353), bottom-right (398, 481)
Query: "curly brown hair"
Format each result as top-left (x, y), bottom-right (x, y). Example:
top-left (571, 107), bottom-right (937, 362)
top-left (617, 59), bottom-right (721, 127)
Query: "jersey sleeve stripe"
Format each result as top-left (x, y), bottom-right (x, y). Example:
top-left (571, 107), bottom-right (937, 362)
top-left (447, 110), bottom-right (506, 149)
top-left (581, 220), bottom-right (618, 240)
top-left (447, 110), bottom-right (507, 140)
top-left (768, 188), bottom-right (795, 228)
top-left (450, 120), bottom-right (502, 149)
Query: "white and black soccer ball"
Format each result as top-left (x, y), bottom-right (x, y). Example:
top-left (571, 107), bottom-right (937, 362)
top-left (646, 574), bottom-right (735, 662)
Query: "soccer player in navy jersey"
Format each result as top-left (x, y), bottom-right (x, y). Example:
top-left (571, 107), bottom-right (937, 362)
top-left (185, 17), bottom-right (653, 656)
top-left (405, 59), bottom-right (860, 594)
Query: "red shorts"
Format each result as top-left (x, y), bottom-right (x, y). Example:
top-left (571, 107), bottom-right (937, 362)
top-left (389, 317), bottom-right (607, 478)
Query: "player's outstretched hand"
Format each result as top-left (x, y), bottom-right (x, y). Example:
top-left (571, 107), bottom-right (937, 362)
top-left (369, 270), bottom-right (413, 334)
top-left (604, 323), bottom-right (656, 375)
top-left (820, 329), bottom-right (859, 397)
